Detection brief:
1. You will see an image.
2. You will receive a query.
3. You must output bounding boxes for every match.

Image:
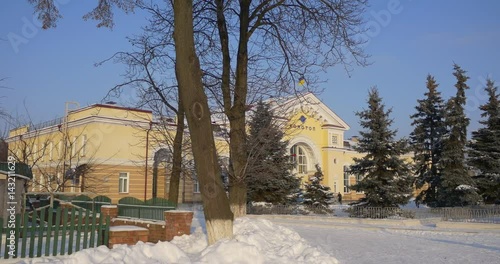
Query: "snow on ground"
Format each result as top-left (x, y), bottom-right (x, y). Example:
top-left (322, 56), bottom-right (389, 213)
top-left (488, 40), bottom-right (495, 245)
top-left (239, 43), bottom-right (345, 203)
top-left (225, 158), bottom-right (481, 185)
top-left (264, 216), bottom-right (500, 264)
top-left (15, 216), bottom-right (338, 264)
top-left (11, 203), bottom-right (500, 264)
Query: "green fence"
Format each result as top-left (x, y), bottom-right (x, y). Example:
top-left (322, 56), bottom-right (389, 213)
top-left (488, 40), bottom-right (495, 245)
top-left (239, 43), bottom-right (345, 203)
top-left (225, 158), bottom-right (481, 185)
top-left (0, 207), bottom-right (110, 259)
top-left (118, 197), bottom-right (176, 221)
top-left (71, 195), bottom-right (112, 214)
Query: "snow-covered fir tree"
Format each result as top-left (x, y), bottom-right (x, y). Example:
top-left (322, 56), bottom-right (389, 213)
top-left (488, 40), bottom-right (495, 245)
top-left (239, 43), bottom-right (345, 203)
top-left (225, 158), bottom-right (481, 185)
top-left (439, 64), bottom-right (482, 206)
top-left (468, 79), bottom-right (500, 204)
top-left (410, 75), bottom-right (447, 207)
top-left (302, 164), bottom-right (334, 213)
top-left (350, 87), bottom-right (413, 207)
top-left (246, 100), bottom-right (301, 204)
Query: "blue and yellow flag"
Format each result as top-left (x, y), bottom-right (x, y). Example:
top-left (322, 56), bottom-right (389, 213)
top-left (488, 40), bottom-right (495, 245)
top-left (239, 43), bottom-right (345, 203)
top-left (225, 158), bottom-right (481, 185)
top-left (298, 77), bottom-right (306, 86)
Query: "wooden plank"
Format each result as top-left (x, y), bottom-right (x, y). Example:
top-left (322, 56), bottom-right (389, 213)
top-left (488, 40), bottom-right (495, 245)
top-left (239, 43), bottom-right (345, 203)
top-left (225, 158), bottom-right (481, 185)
top-left (103, 216), bottom-right (110, 247)
top-left (52, 207), bottom-right (61, 256)
top-left (44, 207), bottom-right (53, 257)
top-left (28, 210), bottom-right (37, 258)
top-left (0, 218), bottom-right (3, 256)
top-left (20, 213), bottom-right (29, 258)
top-left (89, 212), bottom-right (97, 248)
top-left (36, 209), bottom-right (46, 257)
top-left (13, 214), bottom-right (21, 258)
top-left (82, 211), bottom-right (90, 249)
top-left (60, 208), bottom-right (69, 255)
top-left (96, 214), bottom-right (103, 246)
top-left (75, 208), bottom-right (83, 252)
top-left (67, 208), bottom-right (76, 255)
top-left (2, 216), bottom-right (8, 259)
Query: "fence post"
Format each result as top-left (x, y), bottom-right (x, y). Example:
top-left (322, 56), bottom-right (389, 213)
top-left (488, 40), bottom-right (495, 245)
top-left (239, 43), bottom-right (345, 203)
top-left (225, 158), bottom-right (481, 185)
top-left (101, 205), bottom-right (118, 222)
top-left (164, 211), bottom-right (193, 241)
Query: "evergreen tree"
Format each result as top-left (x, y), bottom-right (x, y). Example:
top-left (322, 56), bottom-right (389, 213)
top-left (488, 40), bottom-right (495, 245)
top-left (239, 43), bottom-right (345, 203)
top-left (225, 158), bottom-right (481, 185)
top-left (350, 87), bottom-right (414, 207)
top-left (302, 164), bottom-right (334, 213)
top-left (440, 64), bottom-right (481, 206)
top-left (246, 100), bottom-right (301, 204)
top-left (468, 79), bottom-right (500, 204)
top-left (410, 75), bottom-right (447, 207)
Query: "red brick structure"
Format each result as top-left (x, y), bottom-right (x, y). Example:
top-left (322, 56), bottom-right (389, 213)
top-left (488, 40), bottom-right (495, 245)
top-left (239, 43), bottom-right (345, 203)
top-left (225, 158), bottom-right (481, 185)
top-left (111, 218), bottom-right (166, 243)
top-left (164, 211), bottom-right (194, 241)
top-left (104, 208), bottom-right (194, 247)
top-left (101, 205), bottom-right (118, 219)
top-left (108, 226), bottom-right (149, 248)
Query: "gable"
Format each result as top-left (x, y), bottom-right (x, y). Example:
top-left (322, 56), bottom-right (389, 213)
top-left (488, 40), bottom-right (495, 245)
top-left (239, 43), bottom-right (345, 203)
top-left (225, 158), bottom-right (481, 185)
top-left (269, 93), bottom-right (350, 131)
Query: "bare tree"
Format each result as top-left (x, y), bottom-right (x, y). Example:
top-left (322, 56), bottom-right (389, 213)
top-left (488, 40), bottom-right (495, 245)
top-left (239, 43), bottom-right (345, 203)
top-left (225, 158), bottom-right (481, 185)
top-left (7, 121), bottom-right (111, 198)
top-left (99, 34), bottom-right (187, 206)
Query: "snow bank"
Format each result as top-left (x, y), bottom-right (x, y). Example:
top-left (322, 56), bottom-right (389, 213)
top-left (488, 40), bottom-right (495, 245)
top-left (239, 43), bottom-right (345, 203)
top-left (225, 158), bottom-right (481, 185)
top-left (20, 218), bottom-right (337, 264)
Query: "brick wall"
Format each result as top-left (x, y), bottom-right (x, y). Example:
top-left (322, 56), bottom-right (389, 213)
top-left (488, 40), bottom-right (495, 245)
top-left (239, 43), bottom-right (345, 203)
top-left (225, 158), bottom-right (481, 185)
top-left (108, 226), bottom-right (149, 248)
top-left (101, 206), bottom-right (194, 246)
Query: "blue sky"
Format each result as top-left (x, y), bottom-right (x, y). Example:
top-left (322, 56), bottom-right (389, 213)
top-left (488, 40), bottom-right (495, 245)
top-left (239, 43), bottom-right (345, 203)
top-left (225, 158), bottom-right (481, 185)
top-left (1, 0), bottom-right (499, 139)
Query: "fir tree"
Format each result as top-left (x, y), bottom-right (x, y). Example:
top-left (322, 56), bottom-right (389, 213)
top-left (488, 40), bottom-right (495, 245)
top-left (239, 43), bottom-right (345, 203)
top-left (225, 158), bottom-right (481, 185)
top-left (350, 87), bottom-right (414, 207)
top-left (410, 75), bottom-right (447, 207)
top-left (440, 64), bottom-right (481, 206)
top-left (468, 79), bottom-right (500, 204)
top-left (246, 100), bottom-right (301, 204)
top-left (302, 164), bottom-right (334, 213)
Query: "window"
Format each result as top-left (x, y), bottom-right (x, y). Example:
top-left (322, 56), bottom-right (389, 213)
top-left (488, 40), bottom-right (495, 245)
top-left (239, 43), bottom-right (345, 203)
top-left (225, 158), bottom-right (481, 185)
top-left (334, 181), bottom-right (337, 193)
top-left (80, 135), bottom-right (87, 157)
top-left (71, 137), bottom-right (77, 157)
top-left (343, 165), bottom-right (350, 193)
top-left (58, 140), bottom-right (63, 159)
top-left (356, 174), bottom-right (363, 193)
top-left (193, 180), bottom-right (200, 193)
top-left (119, 172), bottom-right (129, 193)
top-left (32, 173), bottom-right (36, 192)
top-left (33, 144), bottom-right (38, 161)
top-left (49, 142), bottom-right (53, 161)
top-left (331, 134), bottom-right (338, 145)
top-left (290, 145), bottom-right (307, 174)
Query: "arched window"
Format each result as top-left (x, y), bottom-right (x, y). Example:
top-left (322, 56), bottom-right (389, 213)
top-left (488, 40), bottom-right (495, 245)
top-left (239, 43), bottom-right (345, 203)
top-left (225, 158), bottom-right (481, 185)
top-left (290, 145), bottom-right (307, 174)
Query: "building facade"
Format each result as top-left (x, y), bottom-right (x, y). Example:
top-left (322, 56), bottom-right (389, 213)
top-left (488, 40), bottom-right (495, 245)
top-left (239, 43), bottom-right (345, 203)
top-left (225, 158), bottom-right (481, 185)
top-left (7, 94), bottom-right (411, 204)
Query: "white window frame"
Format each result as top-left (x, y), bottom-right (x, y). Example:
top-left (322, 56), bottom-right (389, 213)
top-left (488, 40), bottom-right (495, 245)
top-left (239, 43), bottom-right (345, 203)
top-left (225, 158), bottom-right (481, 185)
top-left (32, 173), bottom-right (36, 192)
top-left (49, 141), bottom-right (53, 161)
top-left (193, 180), bottom-right (200, 193)
top-left (343, 165), bottom-right (350, 193)
top-left (119, 172), bottom-right (129, 193)
top-left (71, 137), bottom-right (77, 157)
top-left (291, 145), bottom-right (308, 174)
top-left (80, 135), bottom-right (87, 157)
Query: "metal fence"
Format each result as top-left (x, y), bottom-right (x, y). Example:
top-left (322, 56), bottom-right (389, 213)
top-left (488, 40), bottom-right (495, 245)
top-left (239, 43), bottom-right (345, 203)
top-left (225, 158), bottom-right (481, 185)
top-left (117, 197), bottom-right (176, 221)
top-left (247, 204), bottom-right (500, 224)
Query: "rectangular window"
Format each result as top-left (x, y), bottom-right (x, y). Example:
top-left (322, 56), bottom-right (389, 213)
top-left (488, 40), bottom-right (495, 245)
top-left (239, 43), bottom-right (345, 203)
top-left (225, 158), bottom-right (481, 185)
top-left (71, 137), bottom-right (77, 157)
top-left (49, 141), bottom-right (53, 161)
top-left (80, 135), bottom-right (87, 157)
top-left (334, 182), bottom-right (337, 193)
top-left (343, 165), bottom-right (350, 193)
top-left (356, 174), bottom-right (363, 193)
top-left (331, 135), bottom-right (338, 145)
top-left (33, 144), bottom-right (38, 161)
top-left (193, 180), bottom-right (200, 193)
top-left (119, 172), bottom-right (129, 193)
top-left (32, 173), bottom-right (36, 192)
top-left (58, 140), bottom-right (63, 159)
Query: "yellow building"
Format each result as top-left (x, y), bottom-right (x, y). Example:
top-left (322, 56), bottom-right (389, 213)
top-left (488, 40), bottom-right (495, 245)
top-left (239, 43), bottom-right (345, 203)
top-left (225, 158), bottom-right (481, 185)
top-left (7, 94), bottom-right (411, 204)
top-left (6, 103), bottom-right (204, 204)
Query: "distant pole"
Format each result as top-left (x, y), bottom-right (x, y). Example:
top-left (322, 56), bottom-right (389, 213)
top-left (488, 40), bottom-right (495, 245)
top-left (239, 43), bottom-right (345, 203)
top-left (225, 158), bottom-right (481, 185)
top-left (144, 122), bottom-right (152, 201)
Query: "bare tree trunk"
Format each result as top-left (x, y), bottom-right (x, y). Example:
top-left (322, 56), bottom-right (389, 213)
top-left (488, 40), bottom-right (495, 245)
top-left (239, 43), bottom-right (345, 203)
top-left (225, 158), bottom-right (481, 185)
top-left (168, 92), bottom-right (185, 206)
top-left (173, 0), bottom-right (233, 245)
top-left (228, 0), bottom-right (250, 217)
